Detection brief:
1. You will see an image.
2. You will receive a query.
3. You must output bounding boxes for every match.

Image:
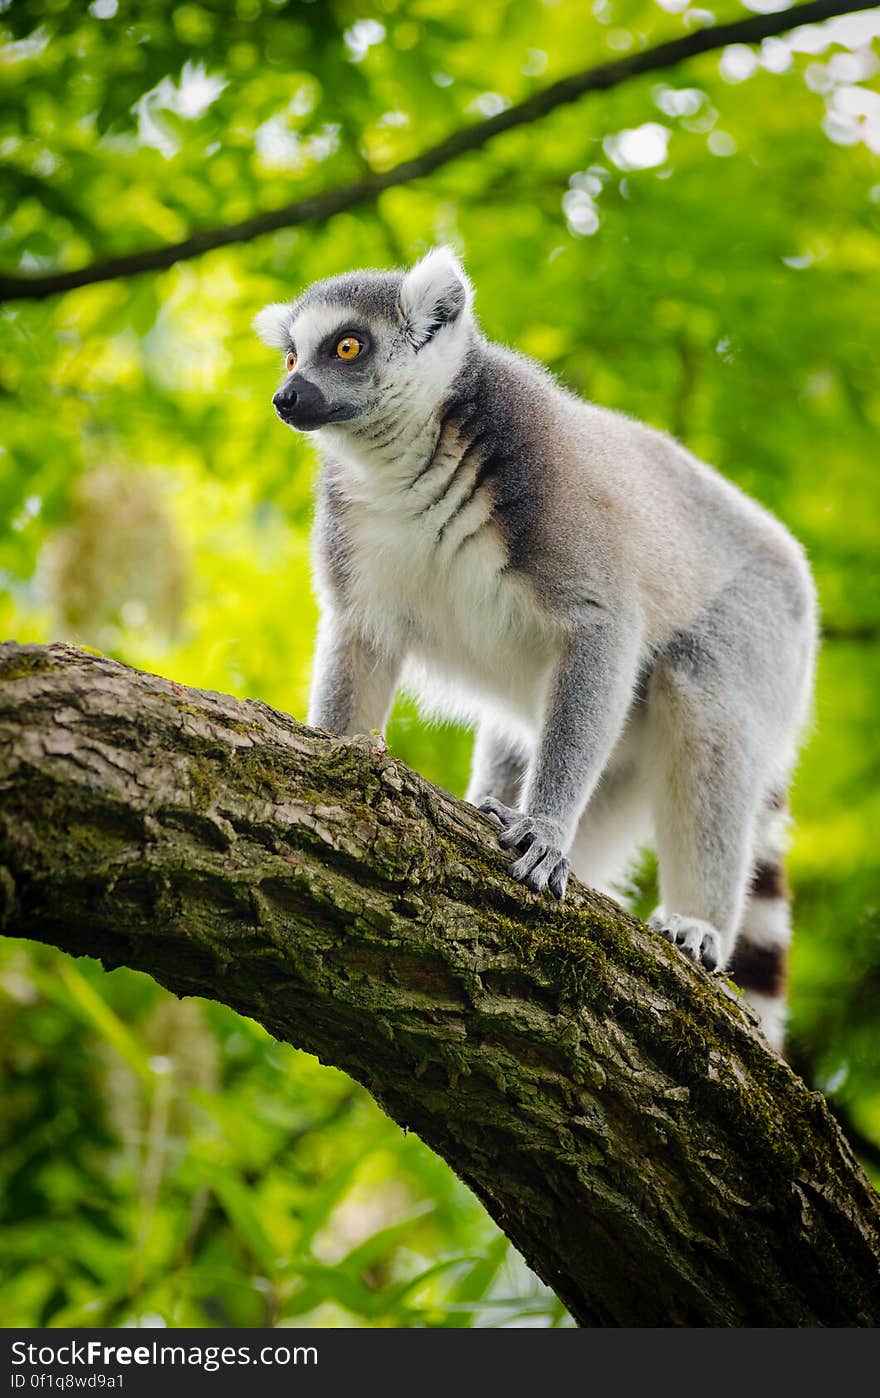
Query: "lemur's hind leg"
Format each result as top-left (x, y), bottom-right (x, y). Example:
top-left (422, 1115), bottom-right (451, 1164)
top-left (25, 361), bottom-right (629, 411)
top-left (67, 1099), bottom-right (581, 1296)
top-left (568, 757), bottom-right (652, 901)
top-left (645, 579), bottom-right (807, 980)
top-left (646, 682), bottom-right (762, 976)
top-left (645, 559), bottom-right (813, 1013)
top-left (645, 689), bottom-right (759, 973)
top-left (466, 720), bottom-right (529, 809)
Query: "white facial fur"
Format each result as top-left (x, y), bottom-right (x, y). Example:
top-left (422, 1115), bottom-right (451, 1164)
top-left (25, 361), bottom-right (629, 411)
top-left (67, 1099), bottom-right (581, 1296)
top-left (252, 301), bottom-right (295, 349)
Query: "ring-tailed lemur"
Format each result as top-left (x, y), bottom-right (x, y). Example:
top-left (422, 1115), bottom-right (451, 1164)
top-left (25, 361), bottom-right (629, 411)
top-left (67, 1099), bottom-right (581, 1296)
top-left (255, 248), bottom-right (817, 1050)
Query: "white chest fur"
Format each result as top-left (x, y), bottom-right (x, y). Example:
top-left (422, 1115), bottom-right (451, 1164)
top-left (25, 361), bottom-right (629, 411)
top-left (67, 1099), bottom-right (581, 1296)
top-left (327, 435), bottom-right (558, 731)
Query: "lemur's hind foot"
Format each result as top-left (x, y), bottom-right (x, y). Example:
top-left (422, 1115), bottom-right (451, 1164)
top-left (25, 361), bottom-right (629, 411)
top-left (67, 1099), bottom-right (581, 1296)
top-left (649, 909), bottom-right (722, 972)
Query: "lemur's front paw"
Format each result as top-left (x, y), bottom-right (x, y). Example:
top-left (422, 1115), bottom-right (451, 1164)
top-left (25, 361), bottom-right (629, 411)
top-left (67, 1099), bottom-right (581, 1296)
top-left (479, 798), bottom-right (569, 899)
top-left (648, 909), bottom-right (722, 972)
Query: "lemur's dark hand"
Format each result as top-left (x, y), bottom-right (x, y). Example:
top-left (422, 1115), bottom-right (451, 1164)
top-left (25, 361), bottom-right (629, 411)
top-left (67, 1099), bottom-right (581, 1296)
top-left (479, 798), bottom-right (569, 899)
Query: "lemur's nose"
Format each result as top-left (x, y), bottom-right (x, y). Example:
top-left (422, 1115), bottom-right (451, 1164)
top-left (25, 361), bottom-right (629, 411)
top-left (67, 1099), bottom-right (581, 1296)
top-left (272, 374), bottom-right (329, 426)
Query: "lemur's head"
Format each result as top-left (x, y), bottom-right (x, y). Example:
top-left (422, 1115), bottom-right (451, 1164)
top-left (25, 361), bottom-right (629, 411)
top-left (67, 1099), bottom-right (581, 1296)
top-left (254, 247), bottom-right (474, 432)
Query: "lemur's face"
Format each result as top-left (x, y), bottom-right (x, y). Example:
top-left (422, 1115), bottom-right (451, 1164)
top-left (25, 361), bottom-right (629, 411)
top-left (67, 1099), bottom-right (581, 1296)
top-left (255, 248), bottom-right (473, 434)
top-left (261, 291), bottom-right (398, 433)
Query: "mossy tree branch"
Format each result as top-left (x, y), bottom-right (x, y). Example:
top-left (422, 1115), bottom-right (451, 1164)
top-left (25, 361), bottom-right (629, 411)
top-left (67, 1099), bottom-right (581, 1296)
top-left (1, 641), bottom-right (878, 1326)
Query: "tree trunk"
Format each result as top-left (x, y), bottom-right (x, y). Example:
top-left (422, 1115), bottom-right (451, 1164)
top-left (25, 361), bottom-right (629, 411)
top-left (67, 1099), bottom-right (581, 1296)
top-left (1, 641), bottom-right (878, 1326)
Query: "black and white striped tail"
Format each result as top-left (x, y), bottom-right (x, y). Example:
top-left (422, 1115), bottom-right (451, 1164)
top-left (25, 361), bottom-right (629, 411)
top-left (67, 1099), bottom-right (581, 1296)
top-left (729, 793), bottom-right (792, 1051)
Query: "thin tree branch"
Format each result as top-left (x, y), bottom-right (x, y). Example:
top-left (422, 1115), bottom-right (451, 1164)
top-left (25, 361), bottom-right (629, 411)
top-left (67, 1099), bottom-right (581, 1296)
top-left (1, 0), bottom-right (876, 303)
top-left (821, 623), bottom-right (880, 643)
top-left (1, 641), bottom-right (879, 1326)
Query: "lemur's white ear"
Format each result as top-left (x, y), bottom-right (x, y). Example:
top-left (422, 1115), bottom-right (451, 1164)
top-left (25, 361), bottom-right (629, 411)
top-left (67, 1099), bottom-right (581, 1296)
top-left (253, 302), bottom-right (293, 348)
top-left (399, 246), bottom-right (473, 348)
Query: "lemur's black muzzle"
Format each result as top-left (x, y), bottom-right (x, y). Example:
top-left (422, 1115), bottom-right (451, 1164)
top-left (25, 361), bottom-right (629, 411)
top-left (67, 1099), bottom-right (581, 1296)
top-left (272, 374), bottom-right (331, 430)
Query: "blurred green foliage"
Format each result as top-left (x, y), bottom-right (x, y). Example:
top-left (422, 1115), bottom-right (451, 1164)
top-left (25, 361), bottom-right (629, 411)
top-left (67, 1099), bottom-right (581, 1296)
top-left (1, 0), bottom-right (879, 1327)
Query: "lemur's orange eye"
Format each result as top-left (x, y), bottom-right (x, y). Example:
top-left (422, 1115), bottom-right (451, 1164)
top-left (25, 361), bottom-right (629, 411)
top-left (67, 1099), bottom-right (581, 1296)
top-left (285, 350), bottom-right (297, 373)
top-left (336, 336), bottom-right (362, 361)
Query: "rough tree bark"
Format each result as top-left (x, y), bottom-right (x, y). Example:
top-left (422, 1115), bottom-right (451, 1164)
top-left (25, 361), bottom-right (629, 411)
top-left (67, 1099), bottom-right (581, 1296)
top-left (1, 642), bottom-right (878, 1327)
